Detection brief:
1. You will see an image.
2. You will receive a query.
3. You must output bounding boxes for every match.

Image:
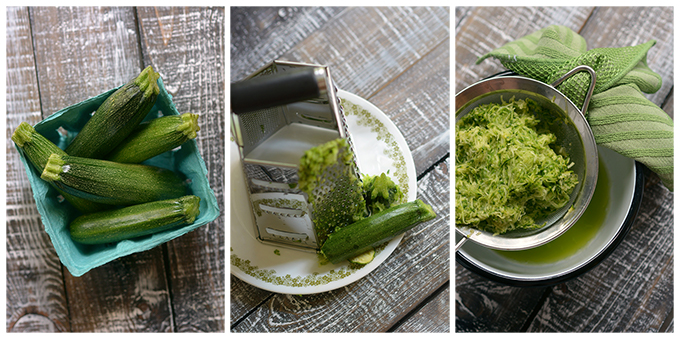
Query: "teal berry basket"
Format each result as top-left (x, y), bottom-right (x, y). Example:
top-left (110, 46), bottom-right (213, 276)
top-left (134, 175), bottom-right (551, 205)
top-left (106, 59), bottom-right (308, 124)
top-left (14, 77), bottom-right (220, 277)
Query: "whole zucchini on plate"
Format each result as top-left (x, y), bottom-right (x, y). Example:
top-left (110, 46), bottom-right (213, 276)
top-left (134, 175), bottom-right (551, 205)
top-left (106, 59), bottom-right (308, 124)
top-left (70, 195), bottom-right (200, 244)
top-left (65, 66), bottom-right (161, 158)
top-left (41, 153), bottom-right (187, 206)
top-left (321, 199), bottom-right (436, 264)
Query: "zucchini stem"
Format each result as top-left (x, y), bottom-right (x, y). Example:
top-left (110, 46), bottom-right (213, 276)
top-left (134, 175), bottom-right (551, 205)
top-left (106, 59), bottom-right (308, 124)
top-left (177, 113), bottom-right (200, 139)
top-left (41, 153), bottom-right (65, 182)
top-left (11, 122), bottom-right (34, 147)
top-left (135, 65), bottom-right (161, 99)
top-left (180, 195), bottom-right (201, 224)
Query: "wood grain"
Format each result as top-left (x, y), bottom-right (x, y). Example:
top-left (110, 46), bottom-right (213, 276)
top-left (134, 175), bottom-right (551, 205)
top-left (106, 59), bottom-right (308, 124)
top-left (26, 6), bottom-right (173, 332)
top-left (391, 284), bottom-right (450, 332)
top-left (580, 7), bottom-right (674, 108)
top-left (368, 39), bottom-right (450, 176)
top-left (29, 6), bottom-right (143, 114)
top-left (230, 7), bottom-right (346, 81)
top-left (136, 6), bottom-right (226, 332)
top-left (63, 253), bottom-right (173, 332)
top-left (6, 6), bottom-right (70, 332)
top-left (455, 7), bottom-right (593, 92)
top-left (278, 7), bottom-right (449, 100)
top-left (455, 263), bottom-right (547, 332)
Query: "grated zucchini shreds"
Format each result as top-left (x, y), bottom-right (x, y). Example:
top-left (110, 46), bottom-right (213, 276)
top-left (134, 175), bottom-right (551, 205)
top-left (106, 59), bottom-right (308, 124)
top-left (455, 98), bottom-right (578, 235)
top-left (298, 138), bottom-right (367, 245)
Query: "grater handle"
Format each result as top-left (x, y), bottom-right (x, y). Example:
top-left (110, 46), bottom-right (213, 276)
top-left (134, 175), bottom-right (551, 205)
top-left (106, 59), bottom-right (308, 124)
top-left (231, 67), bottom-right (327, 114)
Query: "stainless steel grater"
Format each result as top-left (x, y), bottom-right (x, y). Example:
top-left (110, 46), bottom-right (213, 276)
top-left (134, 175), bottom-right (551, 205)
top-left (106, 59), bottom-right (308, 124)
top-left (231, 60), bottom-right (361, 252)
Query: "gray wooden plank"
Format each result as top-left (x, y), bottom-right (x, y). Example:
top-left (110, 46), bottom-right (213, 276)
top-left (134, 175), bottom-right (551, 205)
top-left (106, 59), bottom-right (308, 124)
top-left (136, 6), bottom-right (226, 332)
top-left (230, 6), bottom-right (346, 81)
top-left (62, 254), bottom-right (173, 332)
top-left (455, 6), bottom-right (594, 93)
top-left (229, 275), bottom-right (271, 326)
top-left (6, 6), bottom-right (70, 332)
top-left (29, 6), bottom-right (144, 114)
top-left (27, 6), bottom-right (173, 332)
top-left (454, 262), bottom-right (547, 332)
top-left (579, 7), bottom-right (674, 107)
top-left (454, 7), bottom-right (471, 27)
top-left (391, 284), bottom-right (450, 332)
top-left (278, 6), bottom-right (450, 100)
top-left (368, 39), bottom-right (450, 176)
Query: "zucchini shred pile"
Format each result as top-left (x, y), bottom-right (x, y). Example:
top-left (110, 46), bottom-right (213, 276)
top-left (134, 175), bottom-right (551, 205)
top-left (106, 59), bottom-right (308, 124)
top-left (455, 98), bottom-right (578, 235)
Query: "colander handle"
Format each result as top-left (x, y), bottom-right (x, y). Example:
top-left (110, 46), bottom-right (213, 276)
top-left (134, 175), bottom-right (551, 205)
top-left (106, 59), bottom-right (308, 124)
top-left (231, 67), bottom-right (327, 114)
top-left (551, 65), bottom-right (597, 115)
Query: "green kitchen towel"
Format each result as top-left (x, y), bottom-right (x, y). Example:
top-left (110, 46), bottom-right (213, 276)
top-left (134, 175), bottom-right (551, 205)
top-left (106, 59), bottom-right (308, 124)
top-left (477, 25), bottom-right (673, 191)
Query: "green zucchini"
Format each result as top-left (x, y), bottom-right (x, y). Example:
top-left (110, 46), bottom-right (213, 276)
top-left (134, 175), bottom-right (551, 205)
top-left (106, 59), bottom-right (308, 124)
top-left (106, 112), bottom-right (200, 163)
top-left (11, 122), bottom-right (107, 213)
top-left (320, 199), bottom-right (436, 264)
top-left (348, 248), bottom-right (376, 265)
top-left (70, 195), bottom-right (200, 244)
top-left (362, 172), bottom-right (404, 214)
top-left (41, 153), bottom-right (187, 206)
top-left (65, 66), bottom-right (161, 158)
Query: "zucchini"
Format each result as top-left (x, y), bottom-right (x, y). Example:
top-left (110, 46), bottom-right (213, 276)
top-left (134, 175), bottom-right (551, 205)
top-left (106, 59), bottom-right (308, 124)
top-left (362, 173), bottom-right (404, 214)
top-left (11, 122), bottom-right (107, 213)
top-left (65, 66), bottom-right (161, 158)
top-left (106, 112), bottom-right (200, 163)
top-left (41, 153), bottom-right (187, 206)
top-left (70, 195), bottom-right (200, 244)
top-left (320, 199), bottom-right (436, 264)
top-left (348, 248), bottom-right (376, 265)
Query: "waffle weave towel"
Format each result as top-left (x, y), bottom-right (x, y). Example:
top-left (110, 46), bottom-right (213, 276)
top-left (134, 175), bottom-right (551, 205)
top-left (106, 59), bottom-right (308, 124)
top-left (477, 25), bottom-right (673, 191)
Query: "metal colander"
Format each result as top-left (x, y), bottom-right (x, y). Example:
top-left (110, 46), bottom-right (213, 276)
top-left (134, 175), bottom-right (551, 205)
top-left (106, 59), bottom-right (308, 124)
top-left (455, 66), bottom-right (599, 251)
top-left (231, 60), bottom-right (361, 251)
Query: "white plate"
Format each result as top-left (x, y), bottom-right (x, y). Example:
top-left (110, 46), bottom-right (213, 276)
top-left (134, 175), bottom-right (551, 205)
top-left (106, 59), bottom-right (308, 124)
top-left (230, 90), bottom-right (417, 294)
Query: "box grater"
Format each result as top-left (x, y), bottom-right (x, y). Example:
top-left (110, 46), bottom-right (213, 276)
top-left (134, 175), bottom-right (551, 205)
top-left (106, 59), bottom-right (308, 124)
top-left (231, 60), bottom-right (362, 252)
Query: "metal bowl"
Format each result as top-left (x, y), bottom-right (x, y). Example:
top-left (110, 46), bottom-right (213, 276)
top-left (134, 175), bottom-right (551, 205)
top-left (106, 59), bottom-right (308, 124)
top-left (455, 68), bottom-right (599, 251)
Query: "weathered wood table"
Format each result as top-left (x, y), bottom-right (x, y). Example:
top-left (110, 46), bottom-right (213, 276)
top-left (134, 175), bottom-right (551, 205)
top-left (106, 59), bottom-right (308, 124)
top-left (230, 7), bottom-right (450, 332)
top-left (6, 7), bottom-right (225, 332)
top-left (455, 7), bottom-right (673, 332)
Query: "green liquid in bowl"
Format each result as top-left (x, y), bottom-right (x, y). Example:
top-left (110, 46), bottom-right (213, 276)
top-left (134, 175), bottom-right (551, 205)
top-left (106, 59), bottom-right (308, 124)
top-left (494, 157), bottom-right (610, 264)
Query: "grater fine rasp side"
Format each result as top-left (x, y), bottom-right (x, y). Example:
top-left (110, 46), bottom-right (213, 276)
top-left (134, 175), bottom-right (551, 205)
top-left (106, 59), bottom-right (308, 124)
top-left (298, 138), bottom-right (366, 246)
